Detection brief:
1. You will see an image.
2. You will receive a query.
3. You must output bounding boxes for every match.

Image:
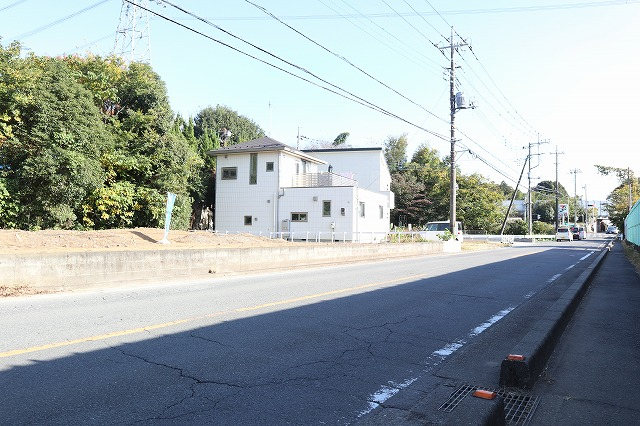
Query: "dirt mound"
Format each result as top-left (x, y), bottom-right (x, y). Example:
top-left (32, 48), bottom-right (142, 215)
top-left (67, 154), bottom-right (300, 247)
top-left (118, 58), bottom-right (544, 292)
top-left (0, 228), bottom-right (294, 254)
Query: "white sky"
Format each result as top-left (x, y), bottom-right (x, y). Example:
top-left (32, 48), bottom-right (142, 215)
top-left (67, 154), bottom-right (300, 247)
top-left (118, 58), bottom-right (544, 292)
top-left (2, 0), bottom-right (639, 201)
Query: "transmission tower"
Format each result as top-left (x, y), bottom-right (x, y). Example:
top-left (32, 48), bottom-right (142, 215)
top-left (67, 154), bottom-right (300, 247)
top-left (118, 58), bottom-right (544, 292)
top-left (113, 0), bottom-right (153, 64)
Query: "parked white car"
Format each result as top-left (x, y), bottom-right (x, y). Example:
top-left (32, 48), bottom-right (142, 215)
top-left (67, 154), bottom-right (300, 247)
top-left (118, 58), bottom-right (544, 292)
top-left (556, 227), bottom-right (573, 242)
top-left (420, 221), bottom-right (464, 242)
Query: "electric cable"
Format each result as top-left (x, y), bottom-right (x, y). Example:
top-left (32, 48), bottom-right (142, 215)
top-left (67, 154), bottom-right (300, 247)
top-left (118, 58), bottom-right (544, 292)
top-left (0, 0), bottom-right (29, 13)
top-left (126, 0), bottom-right (450, 141)
top-left (11, 0), bottom-right (112, 41)
top-left (244, 0), bottom-right (448, 127)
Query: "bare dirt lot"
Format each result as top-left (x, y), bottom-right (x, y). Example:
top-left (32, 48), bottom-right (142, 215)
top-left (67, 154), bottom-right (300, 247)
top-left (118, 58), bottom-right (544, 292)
top-left (0, 228), bottom-right (294, 255)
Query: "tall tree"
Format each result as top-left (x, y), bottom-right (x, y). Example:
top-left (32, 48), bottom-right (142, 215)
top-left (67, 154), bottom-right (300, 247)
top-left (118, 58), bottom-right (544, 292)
top-left (383, 134), bottom-right (408, 173)
top-left (194, 105), bottom-right (264, 145)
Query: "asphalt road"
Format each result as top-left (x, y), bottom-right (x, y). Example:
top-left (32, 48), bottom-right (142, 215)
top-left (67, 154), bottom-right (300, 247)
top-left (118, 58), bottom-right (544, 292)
top-left (0, 237), bottom-right (609, 424)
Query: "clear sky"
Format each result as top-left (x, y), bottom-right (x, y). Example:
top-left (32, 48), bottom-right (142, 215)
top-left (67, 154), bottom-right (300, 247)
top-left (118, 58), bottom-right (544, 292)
top-left (2, 0), bottom-right (639, 203)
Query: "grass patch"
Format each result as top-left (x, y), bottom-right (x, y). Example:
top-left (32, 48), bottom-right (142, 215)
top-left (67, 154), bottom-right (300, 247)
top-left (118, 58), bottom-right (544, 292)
top-left (622, 241), bottom-right (640, 276)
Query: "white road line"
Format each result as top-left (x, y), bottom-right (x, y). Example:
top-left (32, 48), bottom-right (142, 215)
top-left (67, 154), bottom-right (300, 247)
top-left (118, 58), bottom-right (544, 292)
top-left (523, 290), bottom-right (536, 299)
top-left (357, 306), bottom-right (515, 417)
top-left (579, 252), bottom-right (593, 261)
top-left (547, 273), bottom-right (562, 283)
top-left (564, 264), bottom-right (576, 271)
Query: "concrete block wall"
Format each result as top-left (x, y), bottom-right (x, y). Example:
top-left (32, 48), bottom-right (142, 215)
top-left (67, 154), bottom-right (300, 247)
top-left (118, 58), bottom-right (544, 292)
top-left (0, 241), bottom-right (460, 292)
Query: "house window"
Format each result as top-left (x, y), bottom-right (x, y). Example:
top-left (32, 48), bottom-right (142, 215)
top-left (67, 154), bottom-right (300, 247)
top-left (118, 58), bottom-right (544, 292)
top-left (322, 201), bottom-right (331, 217)
top-left (359, 202), bottom-right (365, 217)
top-left (221, 167), bottom-right (237, 180)
top-left (249, 153), bottom-right (257, 184)
top-left (291, 212), bottom-right (308, 222)
top-left (379, 205), bottom-right (384, 219)
top-left (340, 208), bottom-right (345, 216)
top-left (244, 215), bottom-right (252, 225)
top-left (266, 162), bottom-right (274, 172)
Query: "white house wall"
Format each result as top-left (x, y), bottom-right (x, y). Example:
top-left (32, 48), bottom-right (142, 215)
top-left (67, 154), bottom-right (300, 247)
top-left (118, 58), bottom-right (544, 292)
top-left (354, 188), bottom-right (391, 242)
top-left (309, 150), bottom-right (391, 192)
top-left (215, 151), bottom-right (280, 234)
top-left (279, 187), bottom-right (355, 237)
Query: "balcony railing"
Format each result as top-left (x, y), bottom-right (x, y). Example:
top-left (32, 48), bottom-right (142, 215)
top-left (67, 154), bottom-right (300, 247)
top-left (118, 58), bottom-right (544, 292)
top-left (289, 172), bottom-right (357, 188)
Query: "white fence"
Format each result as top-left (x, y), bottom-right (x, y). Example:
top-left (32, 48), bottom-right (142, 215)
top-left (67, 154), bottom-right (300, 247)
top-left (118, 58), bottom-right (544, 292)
top-left (213, 230), bottom-right (556, 244)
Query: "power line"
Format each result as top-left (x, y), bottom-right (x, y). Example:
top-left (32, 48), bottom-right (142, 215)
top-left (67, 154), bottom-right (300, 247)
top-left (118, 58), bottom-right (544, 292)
top-left (243, 0), bottom-right (447, 129)
top-left (11, 0), bottom-right (112, 41)
top-left (329, 0), bottom-right (445, 72)
top-left (127, 0), bottom-right (450, 141)
top-left (379, 0), bottom-right (444, 55)
top-left (0, 0), bottom-right (29, 13)
top-left (170, 1), bottom-right (640, 22)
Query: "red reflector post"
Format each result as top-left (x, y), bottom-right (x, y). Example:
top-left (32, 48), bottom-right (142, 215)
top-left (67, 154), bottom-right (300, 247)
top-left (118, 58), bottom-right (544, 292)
top-left (473, 389), bottom-right (497, 400)
top-left (507, 354), bottom-right (526, 361)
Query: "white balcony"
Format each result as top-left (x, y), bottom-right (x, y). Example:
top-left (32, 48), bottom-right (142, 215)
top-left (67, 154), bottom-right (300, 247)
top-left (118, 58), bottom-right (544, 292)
top-left (289, 172), bottom-right (357, 188)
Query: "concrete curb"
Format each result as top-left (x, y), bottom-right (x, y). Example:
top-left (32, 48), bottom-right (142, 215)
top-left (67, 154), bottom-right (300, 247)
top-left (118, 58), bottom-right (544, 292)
top-left (499, 242), bottom-right (613, 388)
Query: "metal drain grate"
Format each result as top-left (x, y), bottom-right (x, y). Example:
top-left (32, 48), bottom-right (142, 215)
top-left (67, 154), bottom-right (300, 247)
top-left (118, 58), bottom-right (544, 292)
top-left (502, 390), bottom-right (539, 425)
top-left (438, 384), bottom-right (477, 412)
top-left (438, 384), bottom-right (540, 425)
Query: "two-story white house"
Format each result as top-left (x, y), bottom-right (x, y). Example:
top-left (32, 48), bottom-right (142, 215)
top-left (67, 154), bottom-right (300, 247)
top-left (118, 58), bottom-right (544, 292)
top-left (208, 137), bottom-right (394, 242)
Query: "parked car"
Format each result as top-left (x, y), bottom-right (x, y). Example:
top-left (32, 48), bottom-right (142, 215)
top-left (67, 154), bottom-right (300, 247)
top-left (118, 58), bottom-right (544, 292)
top-left (578, 226), bottom-right (586, 240)
top-left (606, 225), bottom-right (619, 234)
top-left (556, 227), bottom-right (573, 242)
top-left (570, 226), bottom-right (580, 240)
top-left (421, 221), bottom-right (464, 242)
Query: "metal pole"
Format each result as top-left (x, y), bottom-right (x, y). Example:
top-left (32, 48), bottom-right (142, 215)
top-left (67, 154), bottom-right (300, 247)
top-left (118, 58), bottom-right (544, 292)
top-left (527, 140), bottom-right (532, 235)
top-left (449, 27), bottom-right (456, 236)
top-left (555, 147), bottom-right (559, 231)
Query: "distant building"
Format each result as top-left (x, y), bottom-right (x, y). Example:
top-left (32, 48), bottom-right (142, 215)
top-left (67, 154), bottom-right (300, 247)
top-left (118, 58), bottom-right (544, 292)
top-left (208, 137), bottom-right (394, 242)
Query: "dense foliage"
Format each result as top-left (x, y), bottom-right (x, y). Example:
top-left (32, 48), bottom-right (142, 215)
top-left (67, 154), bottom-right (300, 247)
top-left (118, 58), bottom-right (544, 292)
top-left (384, 135), bottom-right (506, 233)
top-left (0, 43), bottom-right (264, 230)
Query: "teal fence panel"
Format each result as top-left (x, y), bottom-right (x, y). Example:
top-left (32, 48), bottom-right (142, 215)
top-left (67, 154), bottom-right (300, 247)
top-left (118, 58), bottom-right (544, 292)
top-left (625, 199), bottom-right (640, 246)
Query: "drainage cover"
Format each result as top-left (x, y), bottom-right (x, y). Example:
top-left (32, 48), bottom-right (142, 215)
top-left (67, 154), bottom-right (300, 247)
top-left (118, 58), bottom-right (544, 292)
top-left (438, 384), bottom-right (540, 425)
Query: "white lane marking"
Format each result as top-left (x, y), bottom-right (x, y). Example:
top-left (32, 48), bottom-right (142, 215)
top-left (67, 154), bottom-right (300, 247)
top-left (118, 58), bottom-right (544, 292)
top-left (469, 308), bottom-right (514, 337)
top-left (524, 291), bottom-right (536, 299)
top-left (579, 252), bottom-right (593, 261)
top-left (357, 306), bottom-right (515, 417)
top-left (547, 273), bottom-right (562, 283)
top-left (360, 378), bottom-right (418, 415)
top-left (564, 264), bottom-right (576, 271)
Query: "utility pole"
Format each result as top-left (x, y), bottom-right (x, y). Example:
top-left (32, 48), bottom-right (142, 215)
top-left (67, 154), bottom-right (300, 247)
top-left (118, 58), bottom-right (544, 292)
top-left (569, 168), bottom-right (582, 224)
top-left (629, 167), bottom-right (633, 213)
top-left (525, 135), bottom-right (548, 235)
top-left (583, 184), bottom-right (588, 231)
top-left (439, 28), bottom-right (470, 236)
top-left (553, 146), bottom-right (564, 231)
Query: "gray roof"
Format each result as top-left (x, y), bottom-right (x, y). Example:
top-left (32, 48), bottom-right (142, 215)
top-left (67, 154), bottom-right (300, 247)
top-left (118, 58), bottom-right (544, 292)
top-left (303, 147), bottom-right (382, 153)
top-left (207, 136), bottom-right (325, 164)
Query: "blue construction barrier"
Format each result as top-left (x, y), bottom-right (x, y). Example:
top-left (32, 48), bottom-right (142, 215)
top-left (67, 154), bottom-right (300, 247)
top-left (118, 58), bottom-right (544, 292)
top-left (625, 199), bottom-right (640, 246)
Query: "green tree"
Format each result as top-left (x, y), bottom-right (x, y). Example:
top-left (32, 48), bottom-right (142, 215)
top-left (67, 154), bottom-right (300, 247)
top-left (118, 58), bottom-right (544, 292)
top-left (383, 134), bottom-right (408, 173)
top-left (1, 57), bottom-right (112, 229)
top-left (194, 105), bottom-right (264, 145)
top-left (333, 131), bottom-right (349, 146)
top-left (457, 174), bottom-right (504, 233)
